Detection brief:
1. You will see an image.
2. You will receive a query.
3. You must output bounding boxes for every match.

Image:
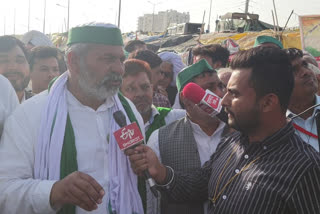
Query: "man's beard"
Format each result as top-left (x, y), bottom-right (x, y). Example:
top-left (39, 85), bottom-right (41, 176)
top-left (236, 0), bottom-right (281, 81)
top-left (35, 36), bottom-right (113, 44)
top-left (226, 105), bottom-right (260, 135)
top-left (133, 96), bottom-right (152, 115)
top-left (3, 71), bottom-right (30, 92)
top-left (78, 64), bottom-right (122, 101)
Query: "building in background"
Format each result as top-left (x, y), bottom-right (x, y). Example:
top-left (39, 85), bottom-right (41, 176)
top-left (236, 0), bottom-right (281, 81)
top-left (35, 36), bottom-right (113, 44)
top-left (137, 10), bottom-right (190, 33)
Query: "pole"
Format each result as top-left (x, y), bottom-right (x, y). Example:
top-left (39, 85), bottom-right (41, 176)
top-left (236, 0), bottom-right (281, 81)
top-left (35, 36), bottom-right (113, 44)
top-left (13, 9), bottom-right (16, 35)
top-left (280, 10), bottom-right (294, 37)
top-left (67, 0), bottom-right (70, 32)
top-left (245, 0), bottom-right (250, 14)
top-left (28, 0), bottom-right (31, 31)
top-left (152, 4), bottom-right (155, 32)
top-left (271, 10), bottom-right (276, 33)
top-left (43, 0), bottom-right (46, 33)
top-left (3, 17), bottom-right (5, 35)
top-left (118, 0), bottom-right (121, 28)
top-left (207, 0), bottom-right (213, 33)
top-left (198, 10), bottom-right (206, 42)
top-left (272, 0), bottom-right (280, 35)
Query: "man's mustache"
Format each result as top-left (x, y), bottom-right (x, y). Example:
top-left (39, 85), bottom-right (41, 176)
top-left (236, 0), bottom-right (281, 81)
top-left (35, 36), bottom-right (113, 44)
top-left (3, 71), bottom-right (25, 78)
top-left (101, 73), bottom-right (122, 84)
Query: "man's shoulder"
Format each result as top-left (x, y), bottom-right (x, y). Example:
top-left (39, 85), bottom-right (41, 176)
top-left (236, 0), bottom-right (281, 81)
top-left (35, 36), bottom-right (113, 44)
top-left (9, 91), bottom-right (48, 123)
top-left (288, 133), bottom-right (320, 166)
top-left (165, 109), bottom-right (186, 124)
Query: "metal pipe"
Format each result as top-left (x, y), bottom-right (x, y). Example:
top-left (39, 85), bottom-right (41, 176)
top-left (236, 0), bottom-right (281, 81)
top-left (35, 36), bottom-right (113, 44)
top-left (118, 0), bottom-right (121, 28)
top-left (43, 0), bottom-right (46, 33)
top-left (28, 0), bottom-right (30, 31)
top-left (272, 0), bottom-right (280, 35)
top-left (67, 0), bottom-right (70, 31)
top-left (207, 0), bottom-right (213, 32)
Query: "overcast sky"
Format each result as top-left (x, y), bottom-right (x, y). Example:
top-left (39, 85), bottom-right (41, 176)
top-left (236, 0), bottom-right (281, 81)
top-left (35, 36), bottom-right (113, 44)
top-left (1, 0), bottom-right (320, 35)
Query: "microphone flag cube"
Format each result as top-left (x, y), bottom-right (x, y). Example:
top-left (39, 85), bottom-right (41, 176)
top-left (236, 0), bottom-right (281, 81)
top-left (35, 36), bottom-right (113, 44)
top-left (198, 89), bottom-right (222, 116)
top-left (113, 122), bottom-right (144, 151)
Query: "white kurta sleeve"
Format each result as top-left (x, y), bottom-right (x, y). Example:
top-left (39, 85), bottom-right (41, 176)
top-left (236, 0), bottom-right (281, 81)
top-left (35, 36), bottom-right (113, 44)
top-left (125, 97), bottom-right (146, 139)
top-left (146, 130), bottom-right (161, 162)
top-left (0, 75), bottom-right (19, 137)
top-left (0, 103), bottom-right (56, 214)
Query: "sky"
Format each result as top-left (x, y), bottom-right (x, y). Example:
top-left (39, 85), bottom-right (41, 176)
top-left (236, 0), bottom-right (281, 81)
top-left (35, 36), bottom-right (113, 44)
top-left (0, 0), bottom-right (320, 35)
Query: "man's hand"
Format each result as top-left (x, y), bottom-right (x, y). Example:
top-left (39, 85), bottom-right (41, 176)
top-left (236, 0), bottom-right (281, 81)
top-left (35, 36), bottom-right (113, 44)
top-left (125, 145), bottom-right (167, 184)
top-left (50, 171), bottom-right (104, 211)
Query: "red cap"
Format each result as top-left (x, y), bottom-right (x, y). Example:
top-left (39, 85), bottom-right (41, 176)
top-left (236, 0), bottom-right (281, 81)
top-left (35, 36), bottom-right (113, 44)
top-left (182, 82), bottom-right (205, 104)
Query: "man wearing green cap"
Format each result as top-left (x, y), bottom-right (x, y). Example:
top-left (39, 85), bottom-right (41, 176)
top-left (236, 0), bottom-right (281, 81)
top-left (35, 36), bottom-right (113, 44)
top-left (254, 35), bottom-right (283, 49)
top-left (0, 23), bottom-right (145, 214)
top-left (147, 59), bottom-right (231, 214)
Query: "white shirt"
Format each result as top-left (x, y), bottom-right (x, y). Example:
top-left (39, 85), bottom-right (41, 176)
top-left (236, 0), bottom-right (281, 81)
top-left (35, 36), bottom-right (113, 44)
top-left (287, 95), bottom-right (320, 152)
top-left (172, 93), bottom-right (182, 109)
top-left (0, 75), bottom-right (19, 137)
top-left (148, 118), bottom-right (226, 164)
top-left (147, 118), bottom-right (226, 214)
top-left (144, 105), bottom-right (186, 131)
top-left (0, 89), bottom-right (144, 214)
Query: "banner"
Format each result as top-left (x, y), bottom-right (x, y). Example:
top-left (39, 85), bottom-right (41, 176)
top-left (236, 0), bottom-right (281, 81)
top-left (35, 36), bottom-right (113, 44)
top-left (299, 15), bottom-right (320, 63)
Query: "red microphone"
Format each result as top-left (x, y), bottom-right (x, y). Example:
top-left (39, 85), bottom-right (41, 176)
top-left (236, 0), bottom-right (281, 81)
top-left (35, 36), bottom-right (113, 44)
top-left (113, 111), bottom-right (158, 197)
top-left (182, 82), bottom-right (223, 117)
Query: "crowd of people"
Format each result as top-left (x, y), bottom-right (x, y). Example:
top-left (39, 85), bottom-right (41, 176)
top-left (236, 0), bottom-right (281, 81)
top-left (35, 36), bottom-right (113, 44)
top-left (0, 22), bottom-right (319, 214)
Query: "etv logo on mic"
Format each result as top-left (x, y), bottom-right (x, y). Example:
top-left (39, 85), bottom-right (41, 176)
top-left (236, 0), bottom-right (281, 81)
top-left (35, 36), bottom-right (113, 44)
top-left (198, 90), bottom-right (222, 116)
top-left (113, 122), bottom-right (144, 150)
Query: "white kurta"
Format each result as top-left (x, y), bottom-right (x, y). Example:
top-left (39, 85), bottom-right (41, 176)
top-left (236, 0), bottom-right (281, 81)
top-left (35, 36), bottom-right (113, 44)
top-left (0, 75), bottom-right (19, 137)
top-left (0, 89), bottom-right (144, 214)
top-left (144, 105), bottom-right (186, 131)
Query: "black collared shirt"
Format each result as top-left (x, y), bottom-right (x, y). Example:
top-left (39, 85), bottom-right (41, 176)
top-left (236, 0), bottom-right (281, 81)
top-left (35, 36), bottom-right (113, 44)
top-left (161, 122), bottom-right (320, 214)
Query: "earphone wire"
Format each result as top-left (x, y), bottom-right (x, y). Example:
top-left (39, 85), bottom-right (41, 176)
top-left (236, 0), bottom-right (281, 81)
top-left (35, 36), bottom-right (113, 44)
top-left (291, 103), bottom-right (320, 119)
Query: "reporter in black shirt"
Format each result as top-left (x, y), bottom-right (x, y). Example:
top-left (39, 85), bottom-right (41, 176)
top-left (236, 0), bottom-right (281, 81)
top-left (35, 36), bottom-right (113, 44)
top-left (126, 47), bottom-right (320, 214)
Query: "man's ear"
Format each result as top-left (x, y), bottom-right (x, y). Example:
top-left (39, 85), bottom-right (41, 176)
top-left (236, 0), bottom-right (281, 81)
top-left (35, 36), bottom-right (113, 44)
top-left (213, 61), bottom-right (222, 69)
top-left (260, 93), bottom-right (279, 113)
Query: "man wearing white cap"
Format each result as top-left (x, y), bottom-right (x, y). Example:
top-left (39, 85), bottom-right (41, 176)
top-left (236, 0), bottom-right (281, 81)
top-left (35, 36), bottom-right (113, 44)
top-left (0, 23), bottom-right (145, 214)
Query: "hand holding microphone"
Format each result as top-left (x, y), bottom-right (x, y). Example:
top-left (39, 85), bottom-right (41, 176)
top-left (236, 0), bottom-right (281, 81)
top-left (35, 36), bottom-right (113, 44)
top-left (113, 111), bottom-right (159, 197)
top-left (182, 82), bottom-right (228, 123)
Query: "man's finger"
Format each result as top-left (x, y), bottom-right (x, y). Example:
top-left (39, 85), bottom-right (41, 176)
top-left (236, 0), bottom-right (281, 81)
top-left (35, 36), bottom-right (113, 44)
top-left (133, 145), bottom-right (146, 153)
top-left (79, 172), bottom-right (105, 198)
top-left (134, 163), bottom-right (149, 174)
top-left (131, 158), bottom-right (148, 170)
top-left (129, 153), bottom-right (145, 162)
top-left (68, 184), bottom-right (97, 211)
top-left (75, 179), bottom-right (103, 205)
top-left (124, 148), bottom-right (135, 156)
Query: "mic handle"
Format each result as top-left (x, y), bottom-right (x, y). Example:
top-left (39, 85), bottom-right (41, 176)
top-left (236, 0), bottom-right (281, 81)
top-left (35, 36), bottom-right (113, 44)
top-left (113, 111), bottom-right (158, 197)
top-left (130, 142), bottom-right (158, 198)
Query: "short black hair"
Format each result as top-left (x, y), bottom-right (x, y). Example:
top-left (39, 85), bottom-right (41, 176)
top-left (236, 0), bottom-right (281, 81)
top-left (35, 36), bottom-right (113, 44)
top-left (0, 36), bottom-right (29, 60)
top-left (230, 46), bottom-right (294, 111)
top-left (124, 40), bottom-right (146, 53)
top-left (129, 50), bottom-right (162, 69)
top-left (29, 46), bottom-right (59, 71)
top-left (193, 44), bottom-right (230, 67)
top-left (285, 48), bottom-right (303, 62)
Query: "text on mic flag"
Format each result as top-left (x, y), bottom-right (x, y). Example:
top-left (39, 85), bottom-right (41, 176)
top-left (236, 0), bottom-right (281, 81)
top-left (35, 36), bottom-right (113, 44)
top-left (113, 122), bottom-right (144, 150)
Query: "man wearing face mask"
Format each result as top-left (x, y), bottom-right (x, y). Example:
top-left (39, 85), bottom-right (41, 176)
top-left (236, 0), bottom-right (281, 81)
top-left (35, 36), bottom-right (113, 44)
top-left (0, 23), bottom-right (145, 214)
top-left (146, 59), bottom-right (231, 214)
